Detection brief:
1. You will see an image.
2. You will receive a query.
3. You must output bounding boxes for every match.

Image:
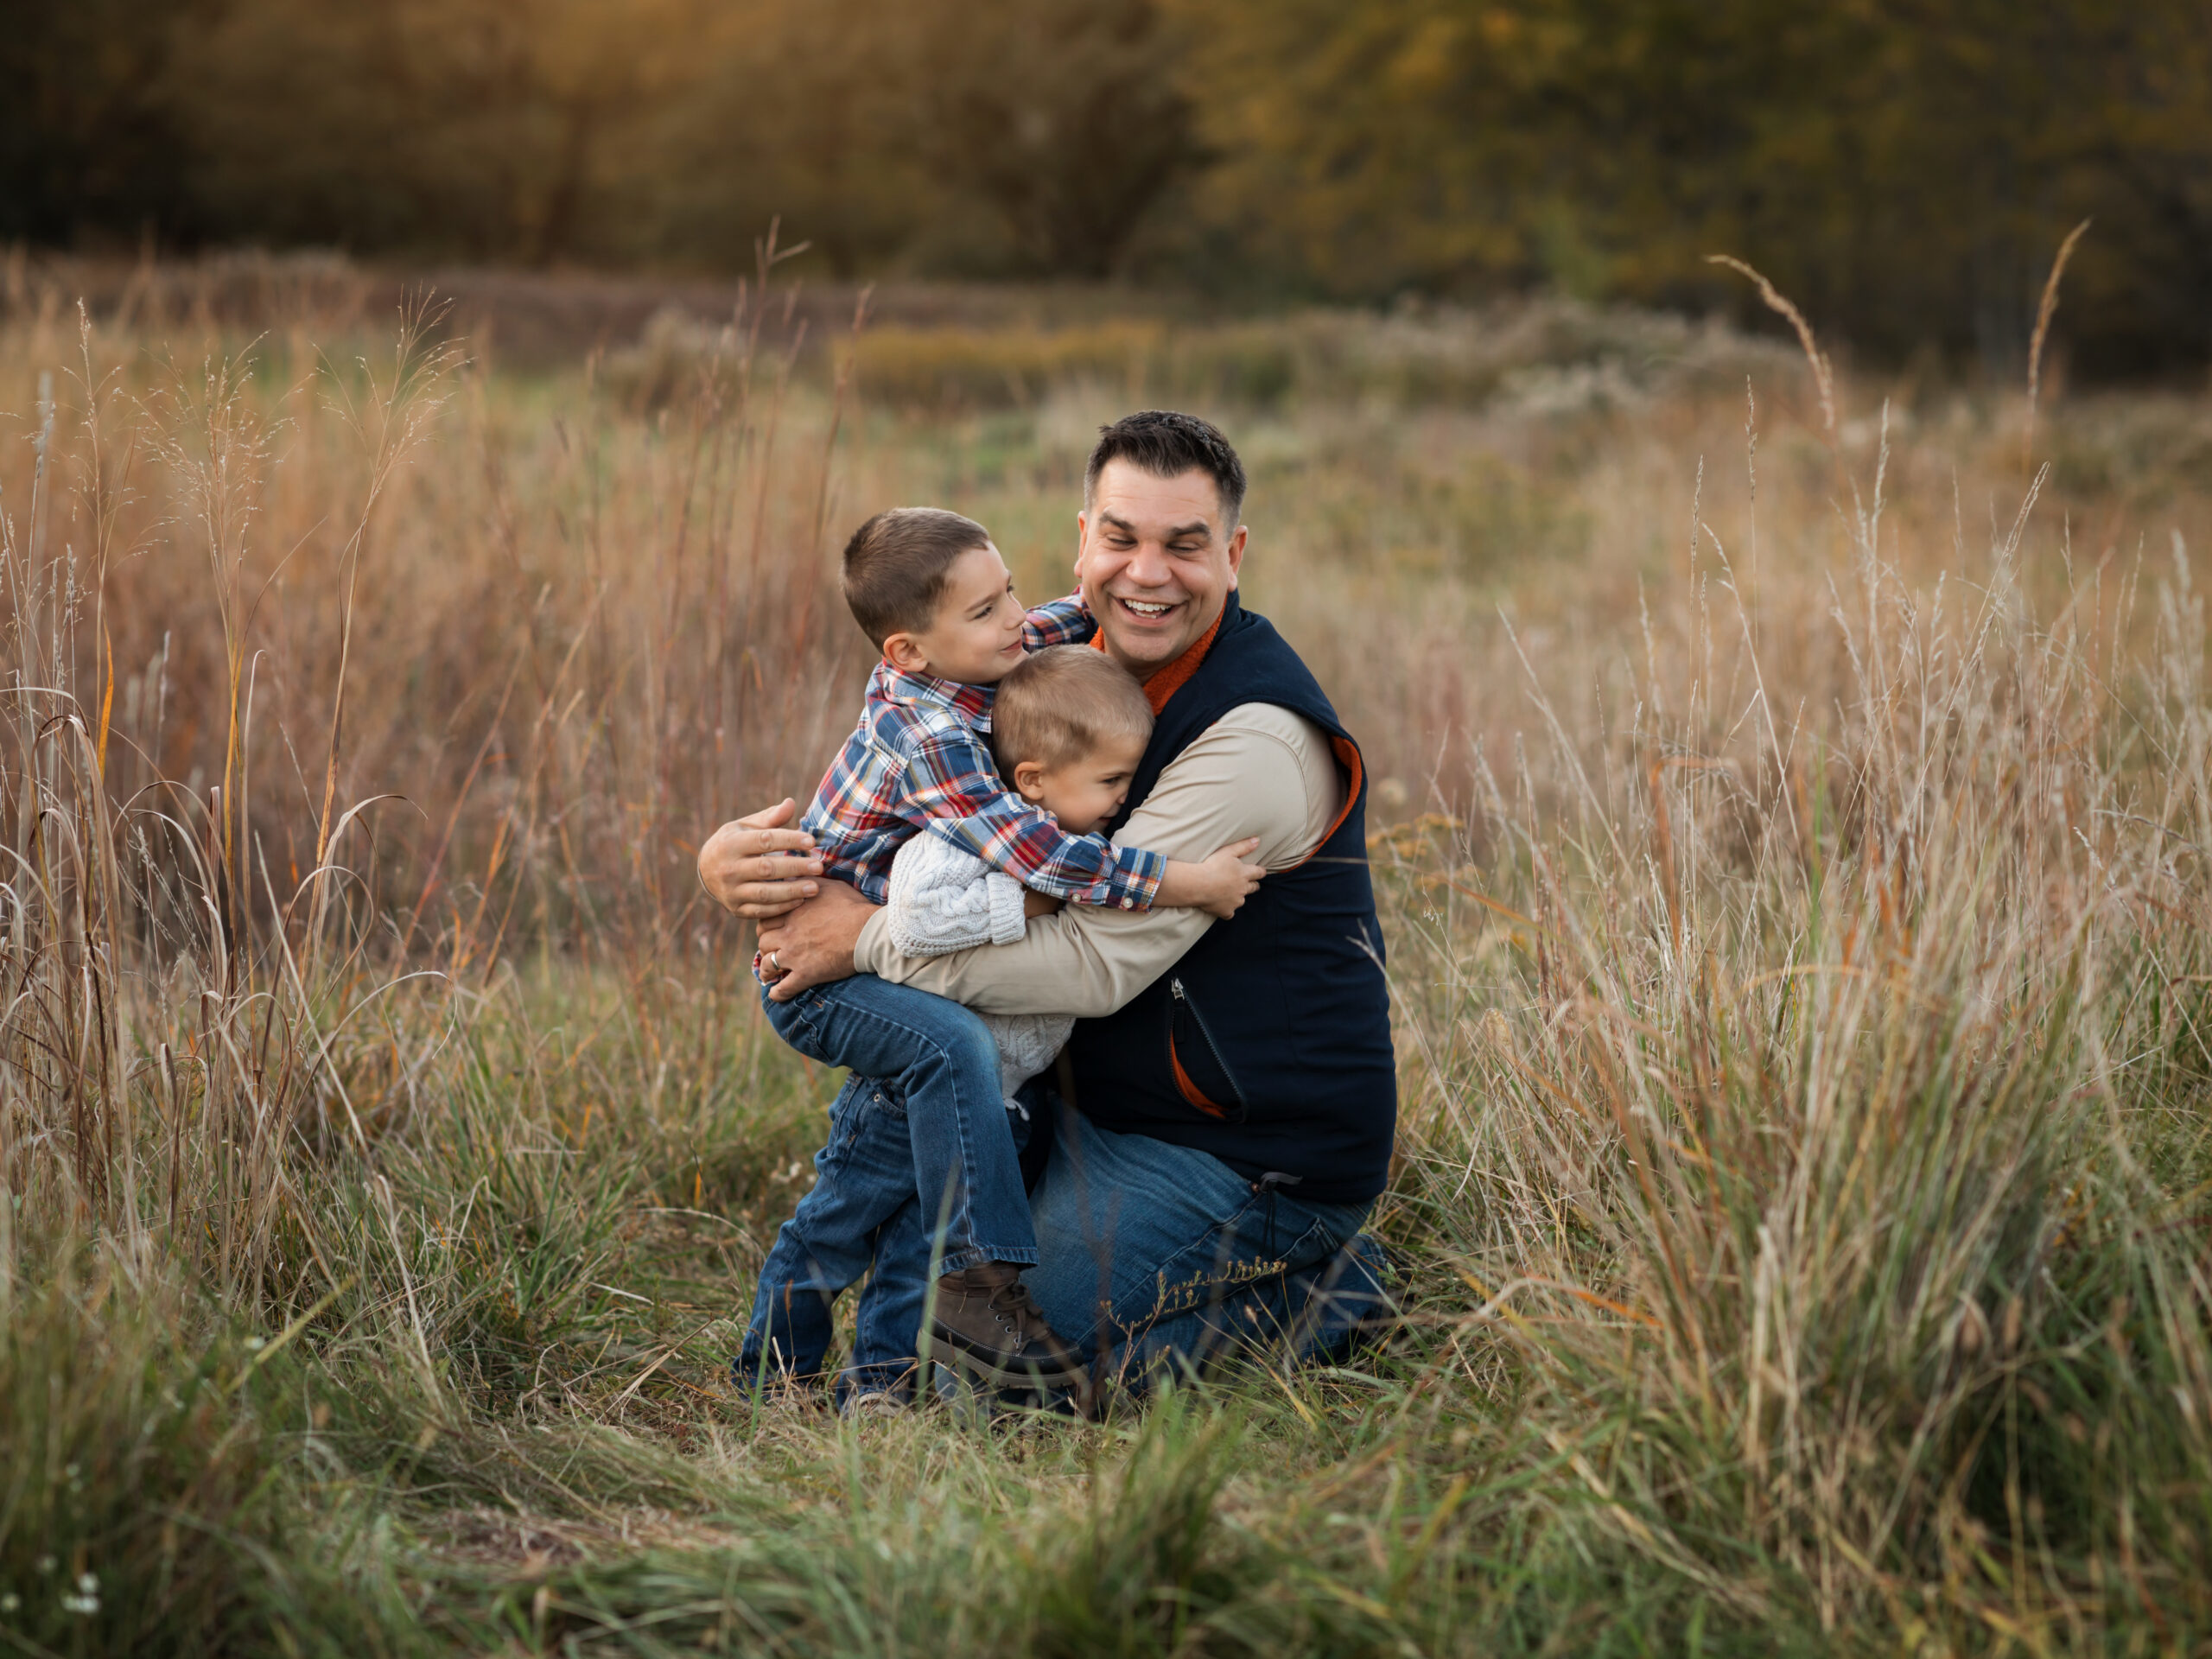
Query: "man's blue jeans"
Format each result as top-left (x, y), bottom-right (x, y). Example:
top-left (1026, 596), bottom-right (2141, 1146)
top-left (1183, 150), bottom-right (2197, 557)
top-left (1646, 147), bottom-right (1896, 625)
top-left (1020, 1108), bottom-right (1380, 1383)
top-left (842, 1101), bottom-right (1388, 1391)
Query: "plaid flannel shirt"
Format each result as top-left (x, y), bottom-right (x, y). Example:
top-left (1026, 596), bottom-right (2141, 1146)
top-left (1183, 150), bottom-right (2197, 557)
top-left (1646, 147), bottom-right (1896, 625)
top-left (800, 594), bottom-right (1167, 909)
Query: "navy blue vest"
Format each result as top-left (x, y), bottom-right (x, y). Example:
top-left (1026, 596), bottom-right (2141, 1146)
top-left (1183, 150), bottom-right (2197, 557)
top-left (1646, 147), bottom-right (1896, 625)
top-left (1065, 594), bottom-right (1396, 1205)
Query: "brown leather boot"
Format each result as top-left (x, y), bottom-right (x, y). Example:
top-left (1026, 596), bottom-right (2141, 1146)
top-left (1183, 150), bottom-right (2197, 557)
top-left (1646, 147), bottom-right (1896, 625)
top-left (928, 1263), bottom-right (1090, 1405)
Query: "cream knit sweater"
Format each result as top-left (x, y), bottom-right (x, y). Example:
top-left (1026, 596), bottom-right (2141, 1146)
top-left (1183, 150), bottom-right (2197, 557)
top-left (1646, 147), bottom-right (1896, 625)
top-left (885, 831), bottom-right (1073, 1105)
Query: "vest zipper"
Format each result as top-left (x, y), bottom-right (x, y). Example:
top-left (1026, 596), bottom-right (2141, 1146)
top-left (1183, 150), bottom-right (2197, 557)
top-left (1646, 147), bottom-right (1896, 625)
top-left (1169, 976), bottom-right (1248, 1117)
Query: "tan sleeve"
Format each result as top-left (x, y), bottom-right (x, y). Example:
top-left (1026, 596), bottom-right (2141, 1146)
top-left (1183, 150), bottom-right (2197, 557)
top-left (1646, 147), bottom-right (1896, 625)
top-left (854, 702), bottom-right (1343, 1017)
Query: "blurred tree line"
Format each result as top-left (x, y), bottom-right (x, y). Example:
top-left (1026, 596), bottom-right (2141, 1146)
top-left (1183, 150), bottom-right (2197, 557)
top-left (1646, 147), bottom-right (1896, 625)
top-left (4, 0), bottom-right (2207, 372)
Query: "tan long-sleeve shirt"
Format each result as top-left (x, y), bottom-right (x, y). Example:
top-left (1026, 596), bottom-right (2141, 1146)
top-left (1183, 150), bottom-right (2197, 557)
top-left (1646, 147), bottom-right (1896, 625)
top-left (853, 702), bottom-right (1343, 1017)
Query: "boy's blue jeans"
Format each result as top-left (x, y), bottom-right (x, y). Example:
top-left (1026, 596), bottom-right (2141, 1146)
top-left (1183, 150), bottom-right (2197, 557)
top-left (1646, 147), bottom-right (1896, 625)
top-left (739, 976), bottom-right (1033, 1386)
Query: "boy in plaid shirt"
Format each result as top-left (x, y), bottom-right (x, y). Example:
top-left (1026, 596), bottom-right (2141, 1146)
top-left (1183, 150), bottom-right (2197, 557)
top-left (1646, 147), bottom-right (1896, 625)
top-left (741, 507), bottom-right (1262, 1404)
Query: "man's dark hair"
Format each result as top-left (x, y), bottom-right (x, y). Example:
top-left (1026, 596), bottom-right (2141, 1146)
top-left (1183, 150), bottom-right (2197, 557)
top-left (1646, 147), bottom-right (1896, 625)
top-left (840, 506), bottom-right (994, 648)
top-left (1084, 410), bottom-right (1247, 527)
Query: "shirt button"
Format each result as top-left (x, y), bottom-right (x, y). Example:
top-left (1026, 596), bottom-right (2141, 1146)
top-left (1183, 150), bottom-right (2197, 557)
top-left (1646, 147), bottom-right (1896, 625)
top-left (1122, 898), bottom-right (1134, 909)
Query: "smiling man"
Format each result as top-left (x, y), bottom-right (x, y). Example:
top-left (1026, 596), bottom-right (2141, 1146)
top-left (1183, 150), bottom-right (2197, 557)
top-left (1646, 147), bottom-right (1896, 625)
top-left (702, 410), bottom-right (1397, 1389)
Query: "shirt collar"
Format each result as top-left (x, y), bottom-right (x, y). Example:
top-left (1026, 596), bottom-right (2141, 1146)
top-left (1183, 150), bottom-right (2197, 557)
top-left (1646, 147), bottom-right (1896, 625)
top-left (870, 660), bottom-right (995, 728)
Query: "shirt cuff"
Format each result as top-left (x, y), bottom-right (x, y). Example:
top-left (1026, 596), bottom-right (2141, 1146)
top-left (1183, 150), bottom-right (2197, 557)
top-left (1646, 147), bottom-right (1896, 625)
top-left (1061, 845), bottom-right (1166, 910)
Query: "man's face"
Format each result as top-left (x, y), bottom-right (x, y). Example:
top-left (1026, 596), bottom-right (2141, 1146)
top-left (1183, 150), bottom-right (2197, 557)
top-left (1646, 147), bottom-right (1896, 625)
top-left (1075, 461), bottom-right (1247, 681)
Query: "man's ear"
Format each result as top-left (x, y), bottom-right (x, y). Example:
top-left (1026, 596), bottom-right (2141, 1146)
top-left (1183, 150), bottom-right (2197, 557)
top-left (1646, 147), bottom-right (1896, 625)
top-left (1012, 760), bottom-right (1049, 803)
top-left (1072, 509), bottom-right (1090, 587)
top-left (882, 632), bottom-right (929, 676)
top-left (1224, 523), bottom-right (1249, 591)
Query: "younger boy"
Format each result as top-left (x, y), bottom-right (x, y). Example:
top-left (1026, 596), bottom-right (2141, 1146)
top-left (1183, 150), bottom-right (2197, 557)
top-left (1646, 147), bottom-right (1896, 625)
top-left (738, 509), bottom-right (1261, 1401)
top-left (879, 645), bottom-right (1165, 1091)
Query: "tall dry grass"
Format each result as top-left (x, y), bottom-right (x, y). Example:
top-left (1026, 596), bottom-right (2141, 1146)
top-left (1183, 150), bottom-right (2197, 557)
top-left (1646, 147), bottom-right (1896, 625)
top-left (0, 261), bottom-right (2209, 1653)
top-left (1381, 432), bottom-right (2212, 1635)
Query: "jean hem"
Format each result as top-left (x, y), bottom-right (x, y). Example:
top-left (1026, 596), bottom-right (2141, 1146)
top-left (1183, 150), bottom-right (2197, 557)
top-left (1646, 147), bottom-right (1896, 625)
top-left (939, 1246), bottom-right (1040, 1274)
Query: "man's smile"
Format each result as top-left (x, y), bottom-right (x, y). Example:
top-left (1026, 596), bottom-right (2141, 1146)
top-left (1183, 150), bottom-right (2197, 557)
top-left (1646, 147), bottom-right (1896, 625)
top-left (1115, 595), bottom-right (1178, 620)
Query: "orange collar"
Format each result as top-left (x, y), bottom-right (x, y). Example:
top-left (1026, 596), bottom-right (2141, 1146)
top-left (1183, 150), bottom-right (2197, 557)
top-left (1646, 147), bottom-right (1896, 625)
top-left (1092, 605), bottom-right (1225, 715)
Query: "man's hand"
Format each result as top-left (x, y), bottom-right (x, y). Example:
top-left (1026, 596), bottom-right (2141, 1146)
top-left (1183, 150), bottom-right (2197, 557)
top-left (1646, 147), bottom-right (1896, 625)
top-left (698, 798), bottom-right (823, 920)
top-left (757, 882), bottom-right (878, 1001)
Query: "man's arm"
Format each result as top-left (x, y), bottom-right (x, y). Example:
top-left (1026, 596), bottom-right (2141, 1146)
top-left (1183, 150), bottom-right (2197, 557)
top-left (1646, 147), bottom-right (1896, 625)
top-left (854, 703), bottom-right (1340, 1017)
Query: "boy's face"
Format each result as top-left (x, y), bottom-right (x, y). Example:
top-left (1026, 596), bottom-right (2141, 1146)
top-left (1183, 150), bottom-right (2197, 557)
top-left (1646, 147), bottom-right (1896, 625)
top-left (884, 543), bottom-right (1027, 685)
top-left (1014, 731), bottom-right (1149, 836)
top-left (1075, 462), bottom-right (1247, 683)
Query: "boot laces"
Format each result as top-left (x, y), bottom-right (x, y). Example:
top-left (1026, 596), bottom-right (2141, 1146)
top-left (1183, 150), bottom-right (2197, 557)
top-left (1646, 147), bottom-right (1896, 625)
top-left (939, 1270), bottom-right (1071, 1365)
top-left (988, 1280), bottom-right (1054, 1349)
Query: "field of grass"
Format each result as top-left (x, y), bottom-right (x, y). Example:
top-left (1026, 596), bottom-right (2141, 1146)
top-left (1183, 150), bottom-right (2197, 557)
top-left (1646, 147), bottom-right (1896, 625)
top-left (3, 258), bottom-right (2212, 1654)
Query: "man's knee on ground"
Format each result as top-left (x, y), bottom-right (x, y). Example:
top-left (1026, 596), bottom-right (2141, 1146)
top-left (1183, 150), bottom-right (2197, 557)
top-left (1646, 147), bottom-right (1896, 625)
top-left (1106, 1234), bottom-right (1397, 1389)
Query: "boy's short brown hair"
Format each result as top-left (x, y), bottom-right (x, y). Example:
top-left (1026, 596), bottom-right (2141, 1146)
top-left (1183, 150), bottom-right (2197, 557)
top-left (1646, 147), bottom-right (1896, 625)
top-left (992, 645), bottom-right (1154, 773)
top-left (841, 507), bottom-right (993, 648)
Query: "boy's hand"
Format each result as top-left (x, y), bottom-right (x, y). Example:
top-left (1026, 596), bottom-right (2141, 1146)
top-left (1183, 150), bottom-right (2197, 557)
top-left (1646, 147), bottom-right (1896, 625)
top-left (1021, 888), bottom-right (1065, 919)
top-left (1155, 838), bottom-right (1265, 919)
top-left (699, 798), bottom-right (823, 919)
